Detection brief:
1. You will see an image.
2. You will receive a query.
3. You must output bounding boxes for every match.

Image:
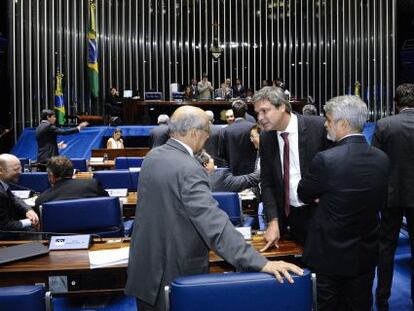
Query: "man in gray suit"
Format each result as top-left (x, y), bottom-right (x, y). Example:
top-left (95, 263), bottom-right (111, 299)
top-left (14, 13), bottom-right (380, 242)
top-left (125, 106), bottom-right (303, 311)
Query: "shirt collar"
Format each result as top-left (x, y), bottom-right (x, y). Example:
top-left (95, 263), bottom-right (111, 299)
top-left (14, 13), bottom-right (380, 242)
top-left (171, 138), bottom-right (194, 156)
top-left (278, 113), bottom-right (298, 135)
top-left (337, 133), bottom-right (364, 142)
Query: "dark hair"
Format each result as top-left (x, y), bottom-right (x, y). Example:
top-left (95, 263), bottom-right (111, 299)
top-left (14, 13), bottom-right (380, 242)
top-left (202, 73), bottom-right (208, 79)
top-left (250, 123), bottom-right (262, 135)
top-left (395, 83), bottom-right (414, 108)
top-left (232, 100), bottom-right (248, 118)
top-left (113, 128), bottom-right (122, 136)
top-left (46, 156), bottom-right (74, 179)
top-left (40, 109), bottom-right (55, 120)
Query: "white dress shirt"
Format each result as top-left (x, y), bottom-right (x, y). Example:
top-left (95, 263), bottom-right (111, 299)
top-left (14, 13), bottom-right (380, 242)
top-left (277, 113), bottom-right (305, 207)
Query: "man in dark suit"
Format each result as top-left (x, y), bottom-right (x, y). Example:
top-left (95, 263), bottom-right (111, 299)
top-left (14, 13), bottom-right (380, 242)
top-left (35, 156), bottom-right (108, 210)
top-left (36, 109), bottom-right (88, 167)
top-left (297, 95), bottom-right (389, 310)
top-left (149, 114), bottom-right (170, 148)
top-left (125, 106), bottom-right (303, 311)
top-left (232, 78), bottom-right (246, 98)
top-left (373, 83), bottom-right (414, 310)
top-left (221, 100), bottom-right (257, 175)
top-left (253, 86), bottom-right (329, 250)
top-left (203, 111), bottom-right (226, 167)
top-left (0, 154), bottom-right (39, 236)
top-left (195, 151), bottom-right (260, 192)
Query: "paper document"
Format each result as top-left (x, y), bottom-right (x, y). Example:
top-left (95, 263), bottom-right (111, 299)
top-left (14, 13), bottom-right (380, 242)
top-left (88, 246), bottom-right (129, 269)
top-left (90, 157), bottom-right (104, 163)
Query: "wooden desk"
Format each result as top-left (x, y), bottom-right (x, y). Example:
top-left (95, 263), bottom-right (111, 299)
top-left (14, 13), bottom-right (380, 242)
top-left (0, 236), bottom-right (302, 293)
top-left (91, 148), bottom-right (149, 160)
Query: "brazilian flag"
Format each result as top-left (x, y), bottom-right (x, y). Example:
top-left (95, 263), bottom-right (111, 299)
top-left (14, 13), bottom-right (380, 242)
top-left (88, 0), bottom-right (99, 98)
top-left (54, 71), bottom-right (65, 125)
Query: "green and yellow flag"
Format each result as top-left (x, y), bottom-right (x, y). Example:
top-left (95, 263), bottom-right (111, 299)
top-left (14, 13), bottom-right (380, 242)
top-left (87, 0), bottom-right (99, 98)
top-left (54, 71), bottom-right (65, 125)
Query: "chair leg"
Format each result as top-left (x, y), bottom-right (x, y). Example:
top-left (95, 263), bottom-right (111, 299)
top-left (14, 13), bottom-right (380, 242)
top-left (164, 285), bottom-right (170, 311)
top-left (311, 273), bottom-right (317, 311)
top-left (45, 291), bottom-right (53, 311)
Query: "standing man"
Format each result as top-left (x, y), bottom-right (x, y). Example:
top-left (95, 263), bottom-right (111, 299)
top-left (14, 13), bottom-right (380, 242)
top-left (253, 86), bottom-right (329, 248)
top-left (36, 109), bottom-right (88, 168)
top-left (297, 96), bottom-right (389, 310)
top-left (373, 83), bottom-right (414, 310)
top-left (0, 154), bottom-right (39, 235)
top-left (197, 73), bottom-right (214, 100)
top-left (125, 106), bottom-right (303, 311)
top-left (149, 114), bottom-right (170, 148)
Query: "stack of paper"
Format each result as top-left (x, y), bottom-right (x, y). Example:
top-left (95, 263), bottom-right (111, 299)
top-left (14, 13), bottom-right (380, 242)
top-left (88, 247), bottom-right (129, 269)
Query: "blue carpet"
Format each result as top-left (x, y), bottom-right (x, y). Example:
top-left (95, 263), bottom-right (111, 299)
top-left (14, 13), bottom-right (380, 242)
top-left (53, 295), bottom-right (136, 311)
top-left (374, 233), bottom-right (412, 310)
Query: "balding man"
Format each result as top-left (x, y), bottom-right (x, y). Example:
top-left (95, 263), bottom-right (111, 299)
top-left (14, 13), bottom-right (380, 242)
top-left (0, 154), bottom-right (39, 235)
top-left (125, 106), bottom-right (303, 311)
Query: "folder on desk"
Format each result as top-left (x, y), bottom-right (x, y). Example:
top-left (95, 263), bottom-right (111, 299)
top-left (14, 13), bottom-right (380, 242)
top-left (0, 242), bottom-right (49, 265)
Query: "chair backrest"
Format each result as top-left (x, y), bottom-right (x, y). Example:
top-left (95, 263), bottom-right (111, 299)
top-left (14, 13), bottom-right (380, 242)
top-left (172, 91), bottom-right (184, 100)
top-left (212, 192), bottom-right (242, 226)
top-left (0, 285), bottom-right (46, 311)
top-left (144, 91), bottom-right (163, 100)
top-left (114, 157), bottom-right (144, 169)
top-left (167, 270), bottom-right (313, 311)
top-left (40, 197), bottom-right (124, 237)
top-left (70, 158), bottom-right (88, 172)
top-left (14, 172), bottom-right (50, 193)
top-left (93, 170), bottom-right (139, 191)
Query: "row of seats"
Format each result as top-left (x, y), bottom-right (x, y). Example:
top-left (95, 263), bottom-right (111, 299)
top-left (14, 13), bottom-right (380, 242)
top-left (0, 270), bottom-right (314, 310)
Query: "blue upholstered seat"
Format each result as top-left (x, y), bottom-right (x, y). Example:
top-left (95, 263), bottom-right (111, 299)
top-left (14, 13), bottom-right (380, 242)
top-left (167, 270), bottom-right (314, 311)
top-left (40, 197), bottom-right (132, 237)
top-left (93, 170), bottom-right (139, 191)
top-left (70, 158), bottom-right (88, 172)
top-left (144, 91), bottom-right (163, 100)
top-left (0, 285), bottom-right (46, 311)
top-left (114, 157), bottom-right (144, 169)
top-left (11, 172), bottom-right (51, 193)
top-left (212, 192), bottom-right (253, 227)
top-left (172, 91), bottom-right (184, 100)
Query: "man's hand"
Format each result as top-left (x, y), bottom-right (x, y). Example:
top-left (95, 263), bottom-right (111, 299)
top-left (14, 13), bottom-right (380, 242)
top-left (57, 141), bottom-right (67, 149)
top-left (261, 260), bottom-right (304, 283)
top-left (25, 210), bottom-right (39, 227)
top-left (260, 219), bottom-right (280, 252)
top-left (77, 122), bottom-right (89, 130)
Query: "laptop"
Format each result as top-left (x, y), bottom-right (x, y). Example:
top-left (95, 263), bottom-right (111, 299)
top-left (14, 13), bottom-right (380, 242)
top-left (0, 242), bottom-right (49, 265)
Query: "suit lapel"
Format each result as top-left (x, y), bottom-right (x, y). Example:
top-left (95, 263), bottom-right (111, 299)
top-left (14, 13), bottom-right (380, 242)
top-left (271, 131), bottom-right (283, 182)
top-left (297, 114), bottom-right (307, 174)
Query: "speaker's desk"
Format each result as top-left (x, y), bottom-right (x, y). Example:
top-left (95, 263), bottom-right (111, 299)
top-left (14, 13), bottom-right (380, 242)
top-left (0, 236), bottom-right (303, 294)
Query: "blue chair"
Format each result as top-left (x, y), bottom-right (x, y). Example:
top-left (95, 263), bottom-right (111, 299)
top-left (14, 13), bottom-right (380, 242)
top-left (40, 197), bottom-right (133, 237)
top-left (11, 172), bottom-right (51, 193)
top-left (212, 192), bottom-right (253, 227)
top-left (144, 91), bottom-right (163, 100)
top-left (114, 157), bottom-right (144, 169)
top-left (70, 158), bottom-right (88, 172)
top-left (93, 170), bottom-right (139, 191)
top-left (172, 91), bottom-right (184, 100)
top-left (166, 270), bottom-right (315, 311)
top-left (0, 284), bottom-right (47, 311)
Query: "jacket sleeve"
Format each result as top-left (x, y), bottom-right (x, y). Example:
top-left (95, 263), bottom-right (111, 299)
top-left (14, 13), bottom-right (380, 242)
top-left (297, 152), bottom-right (328, 204)
top-left (0, 191), bottom-right (30, 230)
top-left (222, 170), bottom-right (260, 192)
top-left (182, 166), bottom-right (267, 272)
top-left (50, 124), bottom-right (80, 136)
top-left (371, 121), bottom-right (386, 150)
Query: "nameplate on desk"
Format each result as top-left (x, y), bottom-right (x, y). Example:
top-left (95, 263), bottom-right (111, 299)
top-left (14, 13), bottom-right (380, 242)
top-left (49, 235), bottom-right (92, 250)
top-left (106, 188), bottom-right (128, 197)
top-left (11, 190), bottom-right (32, 199)
top-left (90, 157), bottom-right (104, 163)
top-left (236, 227), bottom-right (252, 240)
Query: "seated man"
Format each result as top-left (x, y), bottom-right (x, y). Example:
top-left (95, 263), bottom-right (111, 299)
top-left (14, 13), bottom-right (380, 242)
top-left (0, 154), bottom-right (39, 236)
top-left (195, 151), bottom-right (260, 192)
top-left (35, 156), bottom-right (108, 210)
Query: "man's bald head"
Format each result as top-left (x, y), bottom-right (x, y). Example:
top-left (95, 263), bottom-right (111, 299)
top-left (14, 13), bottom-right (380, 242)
top-left (0, 154), bottom-right (22, 183)
top-left (169, 106), bottom-right (210, 153)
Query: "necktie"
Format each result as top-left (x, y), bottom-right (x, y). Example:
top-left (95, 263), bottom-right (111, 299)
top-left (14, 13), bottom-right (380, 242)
top-left (280, 132), bottom-right (290, 217)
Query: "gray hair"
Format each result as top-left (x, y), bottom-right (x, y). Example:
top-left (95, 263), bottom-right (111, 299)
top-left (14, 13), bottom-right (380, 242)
top-left (252, 86), bottom-right (291, 112)
top-left (169, 107), bottom-right (208, 136)
top-left (157, 114), bottom-right (170, 124)
top-left (302, 104), bottom-right (317, 116)
top-left (205, 110), bottom-right (214, 122)
top-left (324, 95), bottom-right (368, 131)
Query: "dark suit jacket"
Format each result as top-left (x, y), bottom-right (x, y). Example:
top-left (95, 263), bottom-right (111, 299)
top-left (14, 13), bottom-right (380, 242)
top-left (36, 120), bottom-right (79, 164)
top-left (149, 124), bottom-right (170, 148)
top-left (232, 85), bottom-right (246, 98)
top-left (221, 118), bottom-right (256, 175)
top-left (209, 169), bottom-right (260, 192)
top-left (125, 139), bottom-right (266, 306)
top-left (260, 114), bottom-right (328, 231)
top-left (0, 181), bottom-right (32, 230)
top-left (204, 125), bottom-right (226, 167)
top-left (298, 135), bottom-right (389, 276)
top-left (372, 109), bottom-right (414, 207)
top-left (35, 178), bottom-right (108, 209)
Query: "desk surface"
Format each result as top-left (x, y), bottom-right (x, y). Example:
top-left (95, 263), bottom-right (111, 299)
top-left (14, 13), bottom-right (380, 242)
top-left (0, 237), bottom-right (302, 291)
